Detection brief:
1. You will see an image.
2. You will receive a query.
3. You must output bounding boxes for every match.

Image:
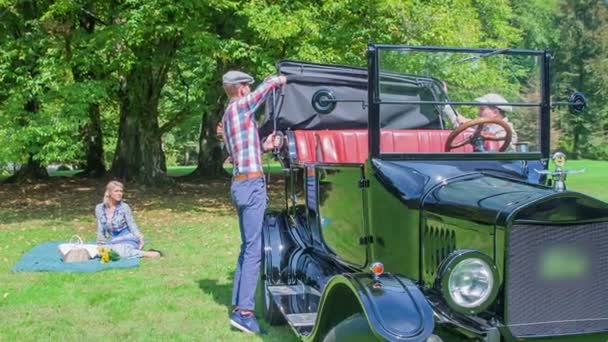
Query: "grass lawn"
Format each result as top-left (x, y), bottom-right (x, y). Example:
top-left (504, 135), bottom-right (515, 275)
top-left (0, 175), bottom-right (297, 341)
top-left (560, 160), bottom-right (608, 202)
top-left (0, 159), bottom-right (605, 340)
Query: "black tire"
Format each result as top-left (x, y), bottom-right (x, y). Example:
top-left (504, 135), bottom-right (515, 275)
top-left (255, 276), bottom-right (286, 325)
top-left (322, 313), bottom-right (378, 342)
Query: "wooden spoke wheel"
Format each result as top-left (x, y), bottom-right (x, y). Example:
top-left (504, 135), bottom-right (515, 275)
top-left (445, 117), bottom-right (512, 152)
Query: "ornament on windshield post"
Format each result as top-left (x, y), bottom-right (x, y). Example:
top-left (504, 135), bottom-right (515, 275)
top-left (535, 152), bottom-right (585, 192)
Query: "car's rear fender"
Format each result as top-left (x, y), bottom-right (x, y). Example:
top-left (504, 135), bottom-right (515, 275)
top-left (308, 273), bottom-right (434, 341)
top-left (262, 211), bottom-right (298, 285)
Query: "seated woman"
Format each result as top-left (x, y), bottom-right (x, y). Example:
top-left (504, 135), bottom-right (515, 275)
top-left (95, 181), bottom-right (161, 258)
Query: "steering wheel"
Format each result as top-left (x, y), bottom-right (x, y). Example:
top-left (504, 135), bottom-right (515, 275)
top-left (445, 117), bottom-right (513, 152)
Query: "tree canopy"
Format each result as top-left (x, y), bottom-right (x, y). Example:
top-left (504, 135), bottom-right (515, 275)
top-left (1, 0), bottom-right (607, 183)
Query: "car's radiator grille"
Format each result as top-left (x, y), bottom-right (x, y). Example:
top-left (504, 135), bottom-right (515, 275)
top-left (506, 222), bottom-right (608, 337)
top-left (423, 224), bottom-right (456, 278)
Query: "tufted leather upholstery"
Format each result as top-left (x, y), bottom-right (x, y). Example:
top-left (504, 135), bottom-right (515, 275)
top-left (293, 129), bottom-right (500, 164)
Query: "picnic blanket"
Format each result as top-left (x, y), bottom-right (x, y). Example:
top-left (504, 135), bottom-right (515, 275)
top-left (12, 241), bottom-right (140, 273)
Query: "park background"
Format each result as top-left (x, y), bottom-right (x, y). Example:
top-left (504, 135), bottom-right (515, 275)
top-left (1, 0), bottom-right (608, 340)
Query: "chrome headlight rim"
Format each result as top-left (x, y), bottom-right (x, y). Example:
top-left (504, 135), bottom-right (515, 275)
top-left (436, 249), bottom-right (499, 315)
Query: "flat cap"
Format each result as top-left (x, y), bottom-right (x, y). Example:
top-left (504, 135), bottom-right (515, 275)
top-left (222, 70), bottom-right (255, 85)
top-left (475, 93), bottom-right (512, 113)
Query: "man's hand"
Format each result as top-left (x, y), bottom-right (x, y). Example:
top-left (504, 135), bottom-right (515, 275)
top-left (263, 132), bottom-right (282, 152)
top-left (457, 115), bottom-right (470, 125)
top-left (216, 121), bottom-right (224, 142)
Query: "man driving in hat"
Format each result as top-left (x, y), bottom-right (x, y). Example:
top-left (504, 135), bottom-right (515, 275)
top-left (221, 70), bottom-right (286, 334)
top-left (459, 93), bottom-right (519, 149)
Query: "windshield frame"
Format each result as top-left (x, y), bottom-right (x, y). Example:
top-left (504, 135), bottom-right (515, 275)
top-left (367, 44), bottom-right (551, 160)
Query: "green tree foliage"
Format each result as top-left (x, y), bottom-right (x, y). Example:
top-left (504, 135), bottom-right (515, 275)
top-left (511, 0), bottom-right (560, 50)
top-left (0, 1), bottom-right (88, 180)
top-left (0, 0), bottom-right (119, 180)
top-left (3, 0), bottom-right (606, 184)
top-left (552, 0), bottom-right (608, 159)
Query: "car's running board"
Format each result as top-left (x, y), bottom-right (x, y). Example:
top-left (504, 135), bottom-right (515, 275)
top-left (286, 313), bottom-right (318, 326)
top-left (268, 283), bottom-right (321, 336)
top-left (268, 284), bottom-right (321, 296)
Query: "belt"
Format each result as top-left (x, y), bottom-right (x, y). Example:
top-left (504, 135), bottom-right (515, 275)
top-left (233, 171), bottom-right (264, 182)
top-left (307, 168), bottom-right (316, 176)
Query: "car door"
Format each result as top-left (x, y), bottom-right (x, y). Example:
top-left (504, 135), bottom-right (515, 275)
top-left (315, 164), bottom-right (368, 268)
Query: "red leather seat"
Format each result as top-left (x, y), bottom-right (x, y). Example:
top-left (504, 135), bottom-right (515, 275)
top-left (293, 129), bottom-right (499, 164)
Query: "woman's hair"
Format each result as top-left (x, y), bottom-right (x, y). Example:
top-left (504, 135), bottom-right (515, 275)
top-left (104, 180), bottom-right (124, 205)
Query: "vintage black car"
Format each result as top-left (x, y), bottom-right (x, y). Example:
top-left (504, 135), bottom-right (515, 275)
top-left (256, 45), bottom-right (608, 341)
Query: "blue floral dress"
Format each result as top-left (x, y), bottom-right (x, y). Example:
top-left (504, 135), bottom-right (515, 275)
top-left (95, 202), bottom-right (144, 258)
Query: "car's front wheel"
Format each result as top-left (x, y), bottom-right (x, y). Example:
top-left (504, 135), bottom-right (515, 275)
top-left (323, 313), bottom-right (444, 342)
top-left (322, 313), bottom-right (376, 342)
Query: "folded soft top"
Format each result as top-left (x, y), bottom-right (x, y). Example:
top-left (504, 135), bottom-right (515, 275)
top-left (259, 60), bottom-right (446, 136)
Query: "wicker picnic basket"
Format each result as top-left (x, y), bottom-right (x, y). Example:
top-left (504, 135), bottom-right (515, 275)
top-left (59, 236), bottom-right (92, 263)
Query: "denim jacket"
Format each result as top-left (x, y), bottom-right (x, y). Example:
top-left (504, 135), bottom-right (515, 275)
top-left (95, 202), bottom-right (142, 249)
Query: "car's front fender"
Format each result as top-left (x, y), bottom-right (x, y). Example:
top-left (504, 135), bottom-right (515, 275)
top-left (308, 273), bottom-right (434, 341)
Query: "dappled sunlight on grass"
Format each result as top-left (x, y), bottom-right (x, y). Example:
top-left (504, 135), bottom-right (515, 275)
top-left (0, 175), bottom-right (286, 226)
top-left (1, 160), bottom-right (603, 340)
top-left (0, 176), bottom-right (296, 341)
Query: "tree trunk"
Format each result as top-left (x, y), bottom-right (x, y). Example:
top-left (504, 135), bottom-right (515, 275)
top-left (5, 155), bottom-right (48, 183)
top-left (74, 6), bottom-right (105, 177)
top-left (110, 64), bottom-right (171, 184)
top-left (5, 99), bottom-right (49, 183)
top-left (80, 103), bottom-right (106, 177)
top-left (572, 128), bottom-right (581, 159)
top-left (188, 109), bottom-right (228, 179)
top-left (188, 84), bottom-right (229, 179)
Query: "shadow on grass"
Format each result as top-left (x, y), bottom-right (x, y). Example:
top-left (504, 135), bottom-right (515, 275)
top-left (197, 276), bottom-right (235, 316)
top-left (197, 274), bottom-right (298, 341)
top-left (0, 176), bottom-right (286, 225)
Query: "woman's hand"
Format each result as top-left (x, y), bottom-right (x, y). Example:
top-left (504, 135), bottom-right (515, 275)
top-left (139, 235), bottom-right (145, 249)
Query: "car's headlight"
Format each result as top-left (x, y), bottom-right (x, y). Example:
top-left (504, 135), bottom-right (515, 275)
top-left (437, 250), bottom-right (499, 314)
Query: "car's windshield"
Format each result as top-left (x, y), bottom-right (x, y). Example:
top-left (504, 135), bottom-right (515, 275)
top-left (374, 47), bottom-right (544, 156)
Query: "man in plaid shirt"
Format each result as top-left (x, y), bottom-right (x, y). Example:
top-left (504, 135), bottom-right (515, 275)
top-left (221, 70), bottom-right (286, 334)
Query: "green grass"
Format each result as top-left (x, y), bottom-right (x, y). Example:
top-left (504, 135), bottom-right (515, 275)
top-left (0, 178), bottom-right (296, 341)
top-left (0, 159), bottom-right (605, 340)
top-left (560, 160), bottom-right (608, 201)
top-left (0, 163), bottom-right (284, 181)
top-left (168, 164), bottom-right (283, 177)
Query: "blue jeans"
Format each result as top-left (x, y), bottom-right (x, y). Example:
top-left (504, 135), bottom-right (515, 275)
top-left (230, 177), bottom-right (267, 311)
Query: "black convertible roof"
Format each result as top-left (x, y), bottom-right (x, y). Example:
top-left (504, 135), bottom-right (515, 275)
top-left (260, 60), bottom-right (447, 135)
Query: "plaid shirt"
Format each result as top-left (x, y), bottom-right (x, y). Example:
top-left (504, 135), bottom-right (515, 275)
top-left (222, 76), bottom-right (283, 176)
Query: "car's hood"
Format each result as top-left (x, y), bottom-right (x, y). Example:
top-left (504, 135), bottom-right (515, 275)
top-left (372, 158), bottom-right (608, 226)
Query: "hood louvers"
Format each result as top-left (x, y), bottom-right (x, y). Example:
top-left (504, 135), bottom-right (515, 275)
top-left (424, 223), bottom-right (456, 279)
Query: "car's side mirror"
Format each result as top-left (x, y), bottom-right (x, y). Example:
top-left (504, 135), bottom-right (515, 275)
top-left (568, 91), bottom-right (586, 114)
top-left (553, 91), bottom-right (586, 113)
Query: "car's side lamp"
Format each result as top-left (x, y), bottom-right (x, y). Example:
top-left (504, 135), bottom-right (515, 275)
top-left (371, 262), bottom-right (384, 275)
top-left (370, 262), bottom-right (384, 288)
top-left (370, 262), bottom-right (384, 277)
